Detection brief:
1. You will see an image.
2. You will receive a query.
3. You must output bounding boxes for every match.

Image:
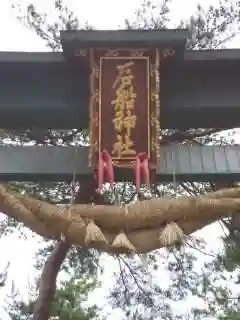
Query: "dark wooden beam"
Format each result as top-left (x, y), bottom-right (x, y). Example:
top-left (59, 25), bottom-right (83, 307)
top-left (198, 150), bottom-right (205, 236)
top-left (60, 29), bottom-right (189, 56)
top-left (0, 50), bottom-right (240, 129)
top-left (0, 58), bottom-right (88, 129)
top-left (0, 144), bottom-right (238, 182)
top-left (184, 49), bottom-right (240, 61)
top-left (60, 29), bottom-right (189, 45)
top-left (1, 49), bottom-right (240, 64)
top-left (0, 51), bottom-right (64, 63)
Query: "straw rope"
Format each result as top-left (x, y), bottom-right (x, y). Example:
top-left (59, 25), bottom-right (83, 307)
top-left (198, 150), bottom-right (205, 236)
top-left (1, 184), bottom-right (240, 253)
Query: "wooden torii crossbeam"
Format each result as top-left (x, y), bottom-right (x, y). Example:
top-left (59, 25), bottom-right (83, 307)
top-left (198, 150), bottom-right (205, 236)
top-left (0, 145), bottom-right (238, 182)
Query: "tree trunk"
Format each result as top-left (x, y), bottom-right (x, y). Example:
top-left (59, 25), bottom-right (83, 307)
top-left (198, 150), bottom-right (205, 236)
top-left (33, 240), bottom-right (70, 320)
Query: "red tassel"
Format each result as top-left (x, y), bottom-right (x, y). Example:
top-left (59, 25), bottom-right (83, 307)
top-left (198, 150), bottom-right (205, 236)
top-left (135, 155), bottom-right (141, 193)
top-left (97, 154), bottom-right (104, 188)
top-left (97, 150), bottom-right (114, 189)
top-left (135, 152), bottom-right (150, 193)
top-left (140, 153), bottom-right (150, 187)
top-left (102, 150), bottom-right (114, 188)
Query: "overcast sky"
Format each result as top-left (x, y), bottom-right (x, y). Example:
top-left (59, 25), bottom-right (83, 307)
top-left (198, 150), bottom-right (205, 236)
top-left (1, 0), bottom-right (240, 51)
top-left (0, 0), bottom-right (239, 319)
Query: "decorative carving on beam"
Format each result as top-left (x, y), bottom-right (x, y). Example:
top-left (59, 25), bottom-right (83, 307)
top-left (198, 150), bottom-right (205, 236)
top-left (74, 49), bottom-right (88, 57)
top-left (162, 48), bottom-right (175, 59)
top-left (89, 48), bottom-right (161, 169)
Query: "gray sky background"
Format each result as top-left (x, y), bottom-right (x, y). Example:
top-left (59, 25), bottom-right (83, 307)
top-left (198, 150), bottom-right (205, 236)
top-left (0, 0), bottom-right (239, 319)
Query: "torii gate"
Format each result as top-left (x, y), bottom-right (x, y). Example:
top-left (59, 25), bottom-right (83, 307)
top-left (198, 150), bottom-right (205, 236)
top-left (0, 29), bottom-right (239, 184)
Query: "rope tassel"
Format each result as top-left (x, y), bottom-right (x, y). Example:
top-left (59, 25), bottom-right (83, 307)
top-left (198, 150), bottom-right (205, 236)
top-left (159, 222), bottom-right (184, 246)
top-left (112, 231), bottom-right (136, 255)
top-left (85, 220), bottom-right (108, 246)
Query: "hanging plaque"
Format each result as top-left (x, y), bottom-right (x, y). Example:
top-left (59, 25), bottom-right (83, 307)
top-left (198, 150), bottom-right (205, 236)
top-left (89, 48), bottom-right (160, 168)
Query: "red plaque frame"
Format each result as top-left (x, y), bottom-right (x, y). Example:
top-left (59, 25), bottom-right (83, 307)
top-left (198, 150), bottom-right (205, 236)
top-left (89, 48), bottom-right (160, 169)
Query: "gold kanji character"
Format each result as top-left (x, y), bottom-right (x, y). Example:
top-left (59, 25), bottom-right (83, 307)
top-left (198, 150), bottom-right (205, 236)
top-left (112, 134), bottom-right (136, 158)
top-left (123, 110), bottom-right (137, 136)
top-left (111, 92), bottom-right (126, 111)
top-left (112, 110), bottom-right (124, 132)
top-left (112, 61), bottom-right (135, 89)
top-left (111, 61), bottom-right (137, 113)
